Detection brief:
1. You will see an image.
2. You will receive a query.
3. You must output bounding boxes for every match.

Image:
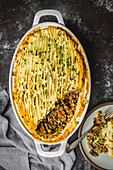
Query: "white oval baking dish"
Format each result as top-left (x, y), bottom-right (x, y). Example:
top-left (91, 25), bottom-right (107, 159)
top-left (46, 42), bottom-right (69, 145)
top-left (9, 9), bottom-right (91, 157)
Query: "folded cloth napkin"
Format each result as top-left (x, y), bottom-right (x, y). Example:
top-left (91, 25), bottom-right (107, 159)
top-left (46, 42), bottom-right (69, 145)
top-left (0, 89), bottom-right (76, 170)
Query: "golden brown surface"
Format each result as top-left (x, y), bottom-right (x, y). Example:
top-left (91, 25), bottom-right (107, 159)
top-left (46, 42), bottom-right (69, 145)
top-left (13, 26), bottom-right (90, 143)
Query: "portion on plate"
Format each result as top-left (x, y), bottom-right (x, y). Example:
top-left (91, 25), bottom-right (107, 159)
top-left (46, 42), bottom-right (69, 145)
top-left (86, 110), bottom-right (113, 158)
top-left (12, 26), bottom-right (90, 143)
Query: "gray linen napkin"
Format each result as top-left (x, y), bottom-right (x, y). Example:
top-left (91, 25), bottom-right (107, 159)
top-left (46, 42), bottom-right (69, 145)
top-left (0, 89), bottom-right (76, 170)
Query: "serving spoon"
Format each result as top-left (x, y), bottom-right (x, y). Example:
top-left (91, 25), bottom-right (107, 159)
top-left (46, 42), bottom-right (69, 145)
top-left (66, 108), bottom-right (112, 153)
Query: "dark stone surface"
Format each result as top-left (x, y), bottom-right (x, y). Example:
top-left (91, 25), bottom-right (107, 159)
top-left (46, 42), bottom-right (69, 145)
top-left (0, 0), bottom-right (113, 169)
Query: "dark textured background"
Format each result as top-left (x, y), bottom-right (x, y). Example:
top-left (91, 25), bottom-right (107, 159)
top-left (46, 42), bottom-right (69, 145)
top-left (0, 0), bottom-right (113, 169)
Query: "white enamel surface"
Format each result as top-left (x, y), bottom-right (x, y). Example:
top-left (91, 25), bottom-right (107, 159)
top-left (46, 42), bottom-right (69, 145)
top-left (33, 9), bottom-right (65, 26)
top-left (9, 10), bottom-right (91, 157)
top-left (81, 105), bottom-right (113, 170)
top-left (34, 139), bottom-right (67, 157)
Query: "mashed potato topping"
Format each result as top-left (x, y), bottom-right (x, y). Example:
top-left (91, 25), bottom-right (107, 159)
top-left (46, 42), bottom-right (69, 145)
top-left (13, 26), bottom-right (90, 143)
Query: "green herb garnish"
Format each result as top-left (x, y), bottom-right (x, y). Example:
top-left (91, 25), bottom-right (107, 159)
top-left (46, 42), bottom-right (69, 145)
top-left (30, 51), bottom-right (33, 55)
top-left (60, 46), bottom-right (62, 50)
top-left (98, 135), bottom-right (102, 138)
top-left (103, 139), bottom-right (107, 143)
top-left (47, 59), bottom-right (49, 62)
top-left (38, 52), bottom-right (41, 58)
top-left (87, 142), bottom-right (89, 145)
top-left (72, 103), bottom-right (75, 106)
top-left (61, 54), bottom-right (63, 58)
top-left (66, 60), bottom-right (69, 64)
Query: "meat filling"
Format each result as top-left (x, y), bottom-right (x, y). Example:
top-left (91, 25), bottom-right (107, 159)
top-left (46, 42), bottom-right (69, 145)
top-left (35, 91), bottom-right (79, 138)
top-left (86, 111), bottom-right (109, 157)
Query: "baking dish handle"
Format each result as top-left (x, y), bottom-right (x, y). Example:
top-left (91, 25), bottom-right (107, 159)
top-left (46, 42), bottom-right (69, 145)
top-left (33, 9), bottom-right (65, 26)
top-left (34, 139), bottom-right (67, 157)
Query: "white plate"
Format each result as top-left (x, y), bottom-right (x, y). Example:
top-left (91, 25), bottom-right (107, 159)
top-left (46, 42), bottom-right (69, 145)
top-left (78, 102), bottom-right (113, 170)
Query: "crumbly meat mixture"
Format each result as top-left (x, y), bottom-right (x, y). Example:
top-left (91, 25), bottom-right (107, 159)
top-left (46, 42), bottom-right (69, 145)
top-left (35, 91), bottom-right (79, 138)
